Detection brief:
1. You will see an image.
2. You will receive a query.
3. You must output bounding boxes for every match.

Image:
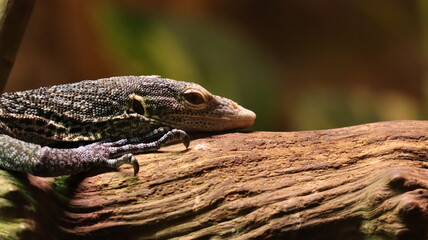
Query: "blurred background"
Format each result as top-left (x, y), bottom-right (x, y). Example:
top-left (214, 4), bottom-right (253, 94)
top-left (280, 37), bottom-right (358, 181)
top-left (7, 0), bottom-right (428, 131)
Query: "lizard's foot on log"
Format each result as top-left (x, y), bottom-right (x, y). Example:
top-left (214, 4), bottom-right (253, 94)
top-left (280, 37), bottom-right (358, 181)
top-left (97, 129), bottom-right (188, 175)
top-left (109, 129), bottom-right (190, 156)
top-left (107, 127), bottom-right (172, 146)
top-left (106, 129), bottom-right (190, 156)
top-left (115, 127), bottom-right (172, 144)
top-left (0, 129), bottom-right (188, 177)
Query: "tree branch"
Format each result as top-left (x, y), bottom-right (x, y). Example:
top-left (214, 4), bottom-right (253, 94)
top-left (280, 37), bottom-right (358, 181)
top-left (2, 120), bottom-right (428, 240)
top-left (0, 0), bottom-right (34, 92)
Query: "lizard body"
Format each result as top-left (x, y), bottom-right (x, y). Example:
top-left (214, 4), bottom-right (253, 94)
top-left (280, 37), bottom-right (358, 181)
top-left (0, 76), bottom-right (256, 176)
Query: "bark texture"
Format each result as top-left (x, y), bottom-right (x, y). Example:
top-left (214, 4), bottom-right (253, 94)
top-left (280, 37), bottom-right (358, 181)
top-left (2, 120), bottom-right (428, 240)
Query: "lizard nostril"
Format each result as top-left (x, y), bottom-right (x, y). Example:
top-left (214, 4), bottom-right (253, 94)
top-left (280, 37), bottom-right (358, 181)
top-left (230, 101), bottom-right (239, 110)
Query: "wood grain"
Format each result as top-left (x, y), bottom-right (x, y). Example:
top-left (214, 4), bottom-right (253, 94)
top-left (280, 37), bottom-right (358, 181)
top-left (3, 120), bottom-right (428, 240)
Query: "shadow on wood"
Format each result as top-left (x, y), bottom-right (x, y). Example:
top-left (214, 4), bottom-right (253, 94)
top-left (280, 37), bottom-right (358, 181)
top-left (2, 120), bottom-right (428, 240)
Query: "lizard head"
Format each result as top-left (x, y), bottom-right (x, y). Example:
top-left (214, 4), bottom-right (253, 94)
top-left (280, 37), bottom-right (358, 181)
top-left (129, 76), bottom-right (256, 132)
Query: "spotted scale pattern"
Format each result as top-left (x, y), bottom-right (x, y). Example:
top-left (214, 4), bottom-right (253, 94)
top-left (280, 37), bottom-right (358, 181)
top-left (0, 76), bottom-right (255, 176)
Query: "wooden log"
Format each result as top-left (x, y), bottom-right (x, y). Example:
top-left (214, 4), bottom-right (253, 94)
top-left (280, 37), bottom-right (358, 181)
top-left (2, 120), bottom-right (428, 240)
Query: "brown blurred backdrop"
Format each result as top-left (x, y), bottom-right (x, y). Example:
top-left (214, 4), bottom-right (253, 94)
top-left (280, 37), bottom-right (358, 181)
top-left (7, 0), bottom-right (428, 131)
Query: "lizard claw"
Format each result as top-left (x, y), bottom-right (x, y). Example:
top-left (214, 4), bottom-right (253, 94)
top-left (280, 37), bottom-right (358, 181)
top-left (182, 133), bottom-right (190, 149)
top-left (132, 155), bottom-right (140, 175)
top-left (168, 129), bottom-right (190, 149)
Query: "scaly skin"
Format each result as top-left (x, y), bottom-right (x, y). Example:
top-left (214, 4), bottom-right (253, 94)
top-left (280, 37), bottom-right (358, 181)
top-left (0, 76), bottom-right (256, 176)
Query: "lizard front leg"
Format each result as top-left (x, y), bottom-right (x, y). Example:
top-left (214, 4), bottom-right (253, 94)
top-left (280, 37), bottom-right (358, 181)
top-left (0, 129), bottom-right (189, 177)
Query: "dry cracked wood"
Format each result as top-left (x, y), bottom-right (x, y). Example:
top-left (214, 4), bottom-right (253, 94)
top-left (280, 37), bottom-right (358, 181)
top-left (2, 120), bottom-right (428, 240)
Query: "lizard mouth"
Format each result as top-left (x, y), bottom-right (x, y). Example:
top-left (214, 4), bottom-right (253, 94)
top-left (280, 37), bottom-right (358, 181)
top-left (202, 99), bottom-right (256, 131)
top-left (216, 107), bottom-right (256, 131)
top-left (163, 106), bottom-right (256, 132)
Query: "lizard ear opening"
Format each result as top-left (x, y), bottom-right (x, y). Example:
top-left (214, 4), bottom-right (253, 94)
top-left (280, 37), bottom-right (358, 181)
top-left (128, 94), bottom-right (148, 116)
top-left (132, 98), bottom-right (146, 115)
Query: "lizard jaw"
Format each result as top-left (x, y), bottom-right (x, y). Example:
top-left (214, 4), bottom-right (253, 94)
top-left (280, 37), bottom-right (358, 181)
top-left (209, 99), bottom-right (257, 131)
top-left (216, 106), bottom-right (256, 131)
top-left (162, 106), bottom-right (256, 132)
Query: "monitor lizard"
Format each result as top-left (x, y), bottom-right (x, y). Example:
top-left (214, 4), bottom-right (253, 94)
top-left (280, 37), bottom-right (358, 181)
top-left (0, 76), bottom-right (256, 177)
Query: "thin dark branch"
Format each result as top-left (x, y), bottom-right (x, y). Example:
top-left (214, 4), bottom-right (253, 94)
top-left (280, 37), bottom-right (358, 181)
top-left (0, 0), bottom-right (34, 92)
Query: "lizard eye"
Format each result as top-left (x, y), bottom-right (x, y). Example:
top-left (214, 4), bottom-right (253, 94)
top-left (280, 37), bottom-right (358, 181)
top-left (183, 89), bottom-right (208, 109)
top-left (184, 92), bottom-right (205, 105)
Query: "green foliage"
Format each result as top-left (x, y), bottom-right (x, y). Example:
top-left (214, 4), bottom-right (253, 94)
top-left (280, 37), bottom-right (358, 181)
top-left (93, 2), bottom-right (427, 131)
top-left (51, 175), bottom-right (74, 204)
top-left (94, 4), bottom-right (280, 130)
top-left (0, 171), bottom-right (35, 239)
top-left (289, 87), bottom-right (421, 130)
